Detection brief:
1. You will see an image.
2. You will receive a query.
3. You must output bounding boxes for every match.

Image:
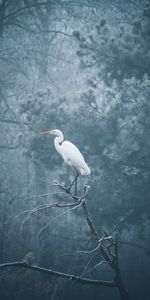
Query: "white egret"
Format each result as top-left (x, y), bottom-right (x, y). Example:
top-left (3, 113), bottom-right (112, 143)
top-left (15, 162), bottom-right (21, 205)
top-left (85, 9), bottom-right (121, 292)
top-left (40, 129), bottom-right (90, 194)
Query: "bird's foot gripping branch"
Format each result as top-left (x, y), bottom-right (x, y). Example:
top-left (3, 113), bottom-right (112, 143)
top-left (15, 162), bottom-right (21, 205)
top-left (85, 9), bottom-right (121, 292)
top-left (0, 182), bottom-right (129, 300)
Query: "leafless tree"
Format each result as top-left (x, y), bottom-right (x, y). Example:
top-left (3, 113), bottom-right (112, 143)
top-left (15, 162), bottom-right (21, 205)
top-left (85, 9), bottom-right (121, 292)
top-left (0, 181), bottom-right (129, 300)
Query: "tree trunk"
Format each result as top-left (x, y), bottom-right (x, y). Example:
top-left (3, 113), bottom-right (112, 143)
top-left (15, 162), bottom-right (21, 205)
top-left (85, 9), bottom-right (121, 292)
top-left (116, 269), bottom-right (129, 300)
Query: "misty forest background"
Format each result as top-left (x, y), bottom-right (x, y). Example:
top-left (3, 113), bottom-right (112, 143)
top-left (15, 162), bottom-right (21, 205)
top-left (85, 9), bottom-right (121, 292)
top-left (0, 0), bottom-right (150, 299)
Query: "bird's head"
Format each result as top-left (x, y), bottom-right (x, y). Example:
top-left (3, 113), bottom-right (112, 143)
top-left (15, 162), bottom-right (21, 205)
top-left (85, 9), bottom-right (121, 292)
top-left (40, 129), bottom-right (63, 138)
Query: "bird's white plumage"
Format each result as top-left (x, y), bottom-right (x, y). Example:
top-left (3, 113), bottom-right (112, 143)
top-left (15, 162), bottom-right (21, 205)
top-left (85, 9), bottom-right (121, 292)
top-left (60, 140), bottom-right (90, 175)
top-left (41, 129), bottom-right (90, 176)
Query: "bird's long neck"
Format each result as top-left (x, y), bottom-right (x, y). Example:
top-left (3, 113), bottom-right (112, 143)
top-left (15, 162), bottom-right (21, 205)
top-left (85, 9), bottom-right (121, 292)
top-left (54, 132), bottom-right (64, 155)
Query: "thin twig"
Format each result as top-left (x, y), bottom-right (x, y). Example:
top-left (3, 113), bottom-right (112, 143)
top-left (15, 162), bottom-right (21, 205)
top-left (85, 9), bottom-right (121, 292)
top-left (58, 243), bottom-right (101, 257)
top-left (18, 191), bottom-right (72, 204)
top-left (38, 200), bottom-right (83, 237)
top-left (16, 201), bottom-right (78, 219)
top-left (58, 236), bottom-right (113, 258)
top-left (19, 201), bottom-right (82, 235)
top-left (80, 255), bottom-right (94, 277)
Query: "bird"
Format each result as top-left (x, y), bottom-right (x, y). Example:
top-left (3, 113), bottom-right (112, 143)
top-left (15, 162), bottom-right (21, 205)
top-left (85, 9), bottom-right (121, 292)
top-left (40, 129), bottom-right (90, 194)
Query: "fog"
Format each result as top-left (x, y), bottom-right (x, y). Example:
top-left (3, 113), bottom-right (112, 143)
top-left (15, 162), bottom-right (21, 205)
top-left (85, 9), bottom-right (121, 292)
top-left (0, 1), bottom-right (150, 299)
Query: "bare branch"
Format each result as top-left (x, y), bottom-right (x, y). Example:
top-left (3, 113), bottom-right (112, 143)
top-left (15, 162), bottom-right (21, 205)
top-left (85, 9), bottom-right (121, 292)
top-left (58, 236), bottom-right (113, 259)
top-left (80, 254), bottom-right (94, 277)
top-left (3, 2), bottom-right (53, 21)
top-left (53, 180), bottom-right (79, 201)
top-left (103, 230), bottom-right (116, 262)
top-left (58, 242), bottom-right (102, 258)
top-left (16, 201), bottom-right (79, 219)
top-left (54, 181), bottom-right (129, 300)
top-left (86, 260), bottom-right (109, 274)
top-left (17, 191), bottom-right (73, 204)
top-left (0, 261), bottom-right (115, 287)
top-left (38, 199), bottom-right (83, 236)
top-left (54, 183), bottom-right (114, 266)
top-left (11, 180), bottom-right (129, 299)
top-left (35, 30), bottom-right (72, 37)
top-left (17, 186), bottom-right (90, 236)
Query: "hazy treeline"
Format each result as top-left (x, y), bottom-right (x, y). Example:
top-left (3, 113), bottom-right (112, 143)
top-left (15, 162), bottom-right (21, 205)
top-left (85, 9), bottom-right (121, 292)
top-left (0, 1), bottom-right (150, 299)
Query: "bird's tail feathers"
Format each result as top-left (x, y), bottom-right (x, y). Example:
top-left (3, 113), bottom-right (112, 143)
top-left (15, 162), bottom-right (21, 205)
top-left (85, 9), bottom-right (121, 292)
top-left (80, 165), bottom-right (91, 175)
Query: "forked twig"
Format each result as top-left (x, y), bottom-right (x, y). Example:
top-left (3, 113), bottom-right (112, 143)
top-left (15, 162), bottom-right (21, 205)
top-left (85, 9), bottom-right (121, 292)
top-left (38, 200), bottom-right (83, 236)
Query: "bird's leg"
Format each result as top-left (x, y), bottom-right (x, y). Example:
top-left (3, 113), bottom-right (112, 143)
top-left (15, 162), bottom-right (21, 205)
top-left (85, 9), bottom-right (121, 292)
top-left (74, 175), bottom-right (78, 196)
top-left (67, 173), bottom-right (78, 193)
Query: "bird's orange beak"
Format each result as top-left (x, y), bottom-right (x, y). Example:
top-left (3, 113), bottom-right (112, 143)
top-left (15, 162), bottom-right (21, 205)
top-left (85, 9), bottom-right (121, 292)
top-left (40, 131), bottom-right (51, 136)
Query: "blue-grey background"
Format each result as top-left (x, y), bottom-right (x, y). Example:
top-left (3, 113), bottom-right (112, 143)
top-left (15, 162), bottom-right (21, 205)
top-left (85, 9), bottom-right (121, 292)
top-left (0, 0), bottom-right (150, 299)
